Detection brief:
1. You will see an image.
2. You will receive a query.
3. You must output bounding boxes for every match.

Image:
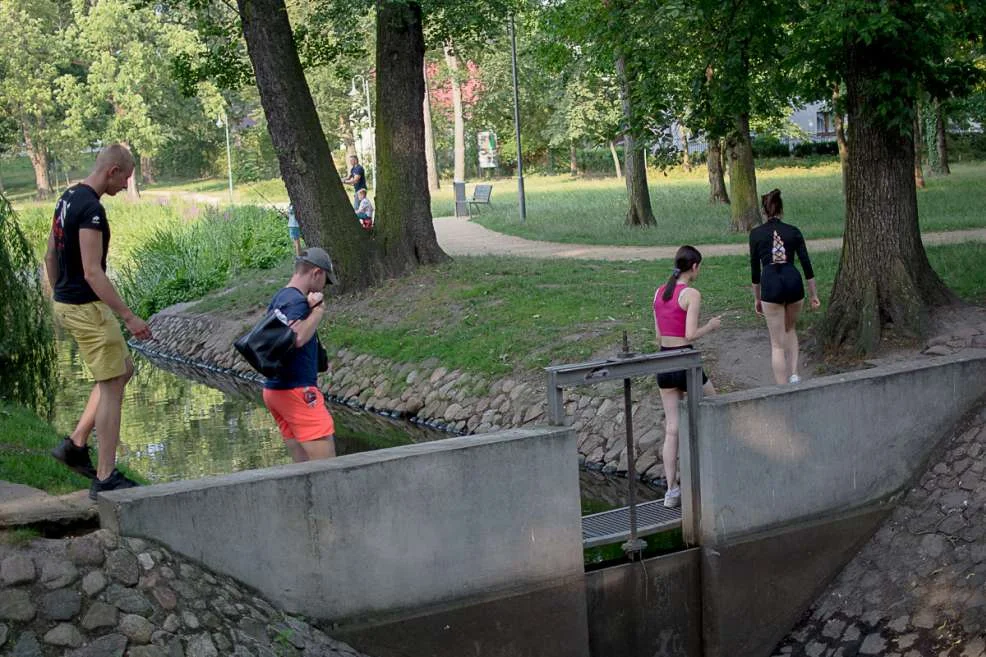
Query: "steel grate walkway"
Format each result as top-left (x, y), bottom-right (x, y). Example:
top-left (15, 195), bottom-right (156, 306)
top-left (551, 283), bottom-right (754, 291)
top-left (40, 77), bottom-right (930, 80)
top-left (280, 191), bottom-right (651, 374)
top-left (582, 501), bottom-right (682, 548)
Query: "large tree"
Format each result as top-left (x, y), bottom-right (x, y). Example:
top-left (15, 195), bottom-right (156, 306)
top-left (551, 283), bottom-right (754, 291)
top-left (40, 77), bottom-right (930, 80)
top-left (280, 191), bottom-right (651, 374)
top-left (0, 0), bottom-right (67, 199)
top-left (375, 0), bottom-right (450, 268)
top-left (798, 0), bottom-right (984, 355)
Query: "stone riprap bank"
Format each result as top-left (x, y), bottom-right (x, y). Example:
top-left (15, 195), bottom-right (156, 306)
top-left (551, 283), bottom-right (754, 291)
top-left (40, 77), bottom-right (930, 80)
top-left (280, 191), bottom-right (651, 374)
top-left (144, 309), bottom-right (671, 484)
top-left (0, 529), bottom-right (368, 657)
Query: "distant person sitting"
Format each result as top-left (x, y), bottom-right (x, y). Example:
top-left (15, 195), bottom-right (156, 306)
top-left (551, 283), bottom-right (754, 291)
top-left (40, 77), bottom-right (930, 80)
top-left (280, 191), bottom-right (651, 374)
top-left (355, 189), bottom-right (374, 230)
top-left (342, 155), bottom-right (367, 206)
top-left (287, 204), bottom-right (302, 256)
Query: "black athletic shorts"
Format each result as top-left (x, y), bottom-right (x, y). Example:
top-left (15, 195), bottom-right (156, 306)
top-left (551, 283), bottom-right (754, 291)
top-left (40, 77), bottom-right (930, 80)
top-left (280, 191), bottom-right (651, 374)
top-left (760, 263), bottom-right (805, 305)
top-left (656, 345), bottom-right (709, 392)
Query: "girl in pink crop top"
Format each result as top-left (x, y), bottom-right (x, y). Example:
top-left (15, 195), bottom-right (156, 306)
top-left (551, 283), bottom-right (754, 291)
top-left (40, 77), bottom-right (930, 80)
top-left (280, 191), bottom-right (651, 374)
top-left (652, 246), bottom-right (721, 510)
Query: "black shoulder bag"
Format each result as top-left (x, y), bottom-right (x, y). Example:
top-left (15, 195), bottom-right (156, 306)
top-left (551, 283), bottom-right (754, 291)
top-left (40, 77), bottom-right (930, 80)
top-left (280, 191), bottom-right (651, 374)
top-left (234, 299), bottom-right (323, 378)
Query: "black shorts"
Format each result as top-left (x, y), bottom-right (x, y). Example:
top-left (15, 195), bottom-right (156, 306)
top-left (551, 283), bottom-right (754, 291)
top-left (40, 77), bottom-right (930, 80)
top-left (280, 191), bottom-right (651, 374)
top-left (760, 264), bottom-right (805, 305)
top-left (656, 346), bottom-right (709, 392)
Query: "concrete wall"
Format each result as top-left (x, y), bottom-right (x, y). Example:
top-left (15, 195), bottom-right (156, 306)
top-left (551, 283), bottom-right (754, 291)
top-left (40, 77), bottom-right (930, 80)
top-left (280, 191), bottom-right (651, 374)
top-left (682, 354), bottom-right (986, 546)
top-left (99, 427), bottom-right (584, 624)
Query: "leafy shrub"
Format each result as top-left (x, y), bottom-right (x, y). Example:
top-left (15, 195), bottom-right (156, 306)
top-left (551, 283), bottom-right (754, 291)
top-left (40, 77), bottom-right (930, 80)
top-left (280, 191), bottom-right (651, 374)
top-left (792, 141), bottom-right (839, 157)
top-left (752, 136), bottom-right (791, 158)
top-left (949, 133), bottom-right (986, 161)
top-left (117, 205), bottom-right (291, 317)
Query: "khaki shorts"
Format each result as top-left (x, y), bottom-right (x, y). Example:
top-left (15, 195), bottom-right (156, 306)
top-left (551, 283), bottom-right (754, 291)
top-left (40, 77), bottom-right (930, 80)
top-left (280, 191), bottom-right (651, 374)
top-left (53, 301), bottom-right (129, 381)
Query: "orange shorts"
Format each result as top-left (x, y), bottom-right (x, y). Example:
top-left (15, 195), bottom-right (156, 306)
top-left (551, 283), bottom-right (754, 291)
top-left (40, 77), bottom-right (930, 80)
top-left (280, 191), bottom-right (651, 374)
top-left (262, 386), bottom-right (335, 442)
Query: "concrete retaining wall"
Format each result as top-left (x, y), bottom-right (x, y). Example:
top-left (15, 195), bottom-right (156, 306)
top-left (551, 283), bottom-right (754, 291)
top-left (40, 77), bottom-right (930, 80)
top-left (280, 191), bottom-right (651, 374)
top-left (98, 427), bottom-right (584, 625)
top-left (683, 353), bottom-right (986, 545)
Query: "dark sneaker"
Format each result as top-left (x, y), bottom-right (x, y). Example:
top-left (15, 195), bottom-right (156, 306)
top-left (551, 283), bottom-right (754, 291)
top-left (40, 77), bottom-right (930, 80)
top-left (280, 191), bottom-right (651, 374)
top-left (52, 437), bottom-right (97, 480)
top-left (89, 469), bottom-right (140, 500)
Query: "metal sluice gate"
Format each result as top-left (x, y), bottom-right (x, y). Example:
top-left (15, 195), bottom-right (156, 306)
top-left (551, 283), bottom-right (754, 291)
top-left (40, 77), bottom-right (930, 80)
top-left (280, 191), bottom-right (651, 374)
top-left (545, 335), bottom-right (704, 555)
top-left (581, 500), bottom-right (682, 549)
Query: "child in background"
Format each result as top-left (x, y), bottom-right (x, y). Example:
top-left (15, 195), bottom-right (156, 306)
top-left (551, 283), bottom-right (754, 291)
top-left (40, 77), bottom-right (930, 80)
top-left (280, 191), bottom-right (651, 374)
top-left (355, 189), bottom-right (374, 230)
top-left (287, 204), bottom-right (302, 255)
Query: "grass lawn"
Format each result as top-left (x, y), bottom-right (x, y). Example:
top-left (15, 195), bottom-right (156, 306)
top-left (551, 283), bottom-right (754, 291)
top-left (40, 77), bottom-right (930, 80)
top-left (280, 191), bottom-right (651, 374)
top-left (0, 402), bottom-right (89, 495)
top-left (455, 161), bottom-right (986, 246)
top-left (191, 242), bottom-right (986, 378)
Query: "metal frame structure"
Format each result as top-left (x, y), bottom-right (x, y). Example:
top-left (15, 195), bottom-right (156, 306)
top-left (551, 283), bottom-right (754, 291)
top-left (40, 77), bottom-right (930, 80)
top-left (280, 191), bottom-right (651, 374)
top-left (546, 347), bottom-right (705, 553)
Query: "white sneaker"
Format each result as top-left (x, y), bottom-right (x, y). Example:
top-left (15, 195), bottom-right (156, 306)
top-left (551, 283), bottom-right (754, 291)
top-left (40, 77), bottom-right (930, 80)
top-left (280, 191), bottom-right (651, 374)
top-left (788, 374), bottom-right (802, 384)
top-left (664, 486), bottom-right (681, 508)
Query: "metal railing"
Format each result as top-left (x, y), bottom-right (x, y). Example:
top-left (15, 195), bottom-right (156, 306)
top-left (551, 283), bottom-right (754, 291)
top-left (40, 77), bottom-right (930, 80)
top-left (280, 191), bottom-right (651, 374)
top-left (545, 334), bottom-right (704, 556)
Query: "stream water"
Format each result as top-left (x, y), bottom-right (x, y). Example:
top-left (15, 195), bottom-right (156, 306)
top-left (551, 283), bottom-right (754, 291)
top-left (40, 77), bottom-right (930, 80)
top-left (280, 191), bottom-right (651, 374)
top-left (51, 335), bottom-right (660, 514)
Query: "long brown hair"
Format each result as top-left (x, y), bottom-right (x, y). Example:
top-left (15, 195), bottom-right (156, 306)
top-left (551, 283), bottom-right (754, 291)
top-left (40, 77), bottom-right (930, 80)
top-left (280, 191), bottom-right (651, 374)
top-left (661, 245), bottom-right (703, 301)
top-left (761, 188), bottom-right (783, 220)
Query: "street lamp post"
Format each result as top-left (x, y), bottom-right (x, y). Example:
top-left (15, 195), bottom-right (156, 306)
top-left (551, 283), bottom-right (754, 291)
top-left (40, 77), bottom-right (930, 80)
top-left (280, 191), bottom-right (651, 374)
top-left (217, 111), bottom-right (234, 204)
top-left (509, 14), bottom-right (526, 222)
top-left (352, 75), bottom-right (376, 191)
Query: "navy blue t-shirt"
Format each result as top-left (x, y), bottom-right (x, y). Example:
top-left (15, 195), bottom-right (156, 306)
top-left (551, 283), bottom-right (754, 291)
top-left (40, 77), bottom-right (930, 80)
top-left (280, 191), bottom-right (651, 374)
top-left (349, 164), bottom-right (367, 192)
top-left (263, 287), bottom-right (319, 390)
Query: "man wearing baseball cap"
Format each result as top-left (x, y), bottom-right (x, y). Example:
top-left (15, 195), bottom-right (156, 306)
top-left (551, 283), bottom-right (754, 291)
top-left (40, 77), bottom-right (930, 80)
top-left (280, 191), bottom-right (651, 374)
top-left (262, 247), bottom-right (339, 462)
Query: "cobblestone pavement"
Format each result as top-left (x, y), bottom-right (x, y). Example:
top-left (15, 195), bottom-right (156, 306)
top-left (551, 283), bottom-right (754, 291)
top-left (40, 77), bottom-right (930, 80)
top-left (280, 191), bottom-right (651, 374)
top-left (771, 402), bottom-right (986, 657)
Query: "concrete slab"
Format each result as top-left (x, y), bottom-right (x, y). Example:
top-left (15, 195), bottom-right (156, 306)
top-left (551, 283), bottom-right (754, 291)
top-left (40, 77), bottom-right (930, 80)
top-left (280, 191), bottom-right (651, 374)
top-left (0, 487), bottom-right (95, 528)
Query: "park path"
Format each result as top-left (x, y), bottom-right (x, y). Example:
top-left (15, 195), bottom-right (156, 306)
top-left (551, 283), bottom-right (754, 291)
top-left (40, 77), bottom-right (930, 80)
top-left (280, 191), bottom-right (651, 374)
top-left (432, 215), bottom-right (986, 261)
top-left (142, 189), bottom-right (986, 260)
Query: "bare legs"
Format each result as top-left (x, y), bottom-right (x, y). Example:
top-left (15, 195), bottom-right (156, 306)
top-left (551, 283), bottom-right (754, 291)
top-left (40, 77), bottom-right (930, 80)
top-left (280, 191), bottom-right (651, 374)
top-left (283, 437), bottom-right (336, 463)
top-left (659, 380), bottom-right (715, 490)
top-left (762, 300), bottom-right (803, 384)
top-left (93, 358), bottom-right (135, 480)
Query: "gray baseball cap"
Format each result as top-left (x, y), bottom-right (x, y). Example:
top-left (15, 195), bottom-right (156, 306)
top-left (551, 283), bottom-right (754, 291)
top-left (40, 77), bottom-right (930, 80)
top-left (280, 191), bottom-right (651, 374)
top-left (297, 247), bottom-right (339, 285)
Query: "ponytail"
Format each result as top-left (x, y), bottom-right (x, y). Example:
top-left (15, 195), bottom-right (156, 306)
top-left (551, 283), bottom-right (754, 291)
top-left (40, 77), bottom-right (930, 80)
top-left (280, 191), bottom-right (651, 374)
top-left (661, 245), bottom-right (702, 301)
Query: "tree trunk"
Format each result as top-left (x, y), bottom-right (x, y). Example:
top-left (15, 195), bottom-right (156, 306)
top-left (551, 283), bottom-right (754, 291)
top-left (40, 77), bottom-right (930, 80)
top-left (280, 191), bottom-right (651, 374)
top-left (614, 55), bottom-right (655, 226)
top-left (22, 119), bottom-right (52, 200)
top-left (725, 114), bottom-right (759, 230)
top-left (444, 42), bottom-right (466, 182)
top-left (609, 140), bottom-right (622, 179)
top-left (140, 155), bottom-right (157, 185)
top-left (569, 141), bottom-right (579, 176)
top-left (680, 125), bottom-right (692, 172)
top-left (819, 50), bottom-right (953, 357)
top-left (913, 113), bottom-right (926, 189)
top-left (238, 0), bottom-right (380, 292)
top-left (124, 144), bottom-right (140, 200)
top-left (934, 98), bottom-right (950, 175)
top-left (706, 137), bottom-right (729, 204)
top-left (422, 61), bottom-right (440, 191)
top-left (376, 0), bottom-right (449, 268)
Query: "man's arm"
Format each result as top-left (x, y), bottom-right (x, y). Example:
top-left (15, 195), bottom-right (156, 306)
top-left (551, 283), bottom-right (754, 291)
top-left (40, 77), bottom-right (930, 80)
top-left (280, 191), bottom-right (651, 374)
top-left (44, 231), bottom-right (58, 291)
top-left (79, 229), bottom-right (152, 340)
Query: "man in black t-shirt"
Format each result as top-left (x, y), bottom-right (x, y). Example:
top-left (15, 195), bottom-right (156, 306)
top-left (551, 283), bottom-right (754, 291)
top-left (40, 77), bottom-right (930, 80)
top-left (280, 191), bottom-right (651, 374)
top-left (342, 155), bottom-right (367, 207)
top-left (45, 143), bottom-right (153, 499)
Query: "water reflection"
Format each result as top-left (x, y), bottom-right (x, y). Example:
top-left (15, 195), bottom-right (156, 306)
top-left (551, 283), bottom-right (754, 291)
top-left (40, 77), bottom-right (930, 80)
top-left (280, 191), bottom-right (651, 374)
top-left (52, 334), bottom-right (660, 511)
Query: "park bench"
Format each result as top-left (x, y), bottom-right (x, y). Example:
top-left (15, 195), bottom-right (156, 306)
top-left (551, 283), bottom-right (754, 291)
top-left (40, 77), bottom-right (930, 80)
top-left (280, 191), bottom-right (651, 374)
top-left (468, 184), bottom-right (493, 215)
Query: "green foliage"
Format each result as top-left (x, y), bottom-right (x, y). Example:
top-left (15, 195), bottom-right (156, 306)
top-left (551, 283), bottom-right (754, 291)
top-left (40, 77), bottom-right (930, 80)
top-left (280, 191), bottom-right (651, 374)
top-left (949, 133), bottom-right (986, 162)
top-left (0, 401), bottom-right (88, 494)
top-left (116, 205), bottom-right (292, 317)
top-left (791, 141), bottom-right (839, 158)
top-left (751, 136), bottom-right (791, 159)
top-left (0, 193), bottom-right (56, 417)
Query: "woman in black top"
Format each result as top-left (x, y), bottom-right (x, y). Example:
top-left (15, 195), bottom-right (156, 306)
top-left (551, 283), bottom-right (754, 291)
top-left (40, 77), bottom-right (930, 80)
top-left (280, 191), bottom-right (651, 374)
top-left (749, 189), bottom-right (820, 385)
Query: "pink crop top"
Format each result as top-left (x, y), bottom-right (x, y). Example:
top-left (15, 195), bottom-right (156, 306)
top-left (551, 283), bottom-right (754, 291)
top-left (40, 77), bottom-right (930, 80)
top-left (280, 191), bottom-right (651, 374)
top-left (653, 283), bottom-right (687, 338)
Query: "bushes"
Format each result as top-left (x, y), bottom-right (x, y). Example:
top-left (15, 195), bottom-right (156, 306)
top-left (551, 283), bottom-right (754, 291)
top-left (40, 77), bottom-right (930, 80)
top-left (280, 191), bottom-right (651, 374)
top-left (752, 136), bottom-right (791, 158)
top-left (949, 133), bottom-right (986, 162)
top-left (792, 141), bottom-right (840, 157)
top-left (117, 205), bottom-right (292, 318)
